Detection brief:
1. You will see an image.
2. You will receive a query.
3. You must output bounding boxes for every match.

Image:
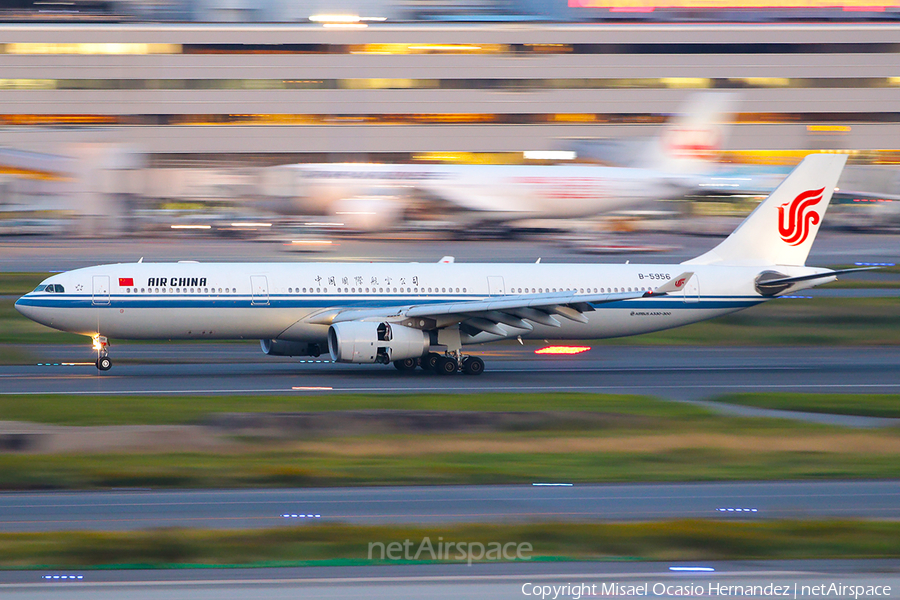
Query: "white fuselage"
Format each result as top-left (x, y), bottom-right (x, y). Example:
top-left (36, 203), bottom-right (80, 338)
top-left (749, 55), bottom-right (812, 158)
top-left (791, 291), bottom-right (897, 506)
top-left (14, 261), bottom-right (820, 345)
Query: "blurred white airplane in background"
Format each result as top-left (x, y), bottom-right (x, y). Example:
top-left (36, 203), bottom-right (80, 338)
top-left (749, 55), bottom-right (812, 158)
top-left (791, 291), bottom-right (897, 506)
top-left (264, 93), bottom-right (735, 231)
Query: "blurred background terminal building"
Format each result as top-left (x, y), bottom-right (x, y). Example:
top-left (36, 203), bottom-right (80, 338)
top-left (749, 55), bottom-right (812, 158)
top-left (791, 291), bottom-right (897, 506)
top-left (0, 0), bottom-right (899, 235)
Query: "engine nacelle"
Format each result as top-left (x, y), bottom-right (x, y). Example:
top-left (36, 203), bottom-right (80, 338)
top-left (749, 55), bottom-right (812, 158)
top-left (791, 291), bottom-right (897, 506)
top-left (260, 339), bottom-right (322, 357)
top-left (328, 321), bottom-right (429, 364)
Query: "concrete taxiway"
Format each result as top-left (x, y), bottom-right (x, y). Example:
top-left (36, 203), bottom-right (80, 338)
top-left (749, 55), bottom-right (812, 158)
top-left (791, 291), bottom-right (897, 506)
top-left (1, 560), bottom-right (898, 600)
top-left (1, 480), bottom-right (899, 533)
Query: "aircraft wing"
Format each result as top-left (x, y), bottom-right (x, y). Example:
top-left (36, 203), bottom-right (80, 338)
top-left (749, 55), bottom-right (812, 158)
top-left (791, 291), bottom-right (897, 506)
top-left (304, 275), bottom-right (689, 337)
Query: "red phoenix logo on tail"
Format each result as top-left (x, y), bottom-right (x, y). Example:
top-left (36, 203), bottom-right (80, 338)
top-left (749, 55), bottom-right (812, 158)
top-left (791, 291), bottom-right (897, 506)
top-left (778, 187), bottom-right (825, 246)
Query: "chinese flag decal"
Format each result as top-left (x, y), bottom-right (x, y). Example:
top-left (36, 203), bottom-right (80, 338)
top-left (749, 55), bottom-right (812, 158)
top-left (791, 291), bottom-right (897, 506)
top-left (119, 277), bottom-right (134, 287)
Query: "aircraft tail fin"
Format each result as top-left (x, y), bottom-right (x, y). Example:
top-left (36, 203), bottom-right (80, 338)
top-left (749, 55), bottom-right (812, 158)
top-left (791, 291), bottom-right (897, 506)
top-left (650, 92), bottom-right (737, 174)
top-left (684, 153), bottom-right (848, 267)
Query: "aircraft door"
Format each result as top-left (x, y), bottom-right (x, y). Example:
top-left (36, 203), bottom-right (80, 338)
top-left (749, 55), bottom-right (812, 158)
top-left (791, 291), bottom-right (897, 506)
top-left (92, 275), bottom-right (110, 306)
top-left (487, 276), bottom-right (505, 296)
top-left (251, 275), bottom-right (269, 306)
top-left (683, 274), bottom-right (699, 303)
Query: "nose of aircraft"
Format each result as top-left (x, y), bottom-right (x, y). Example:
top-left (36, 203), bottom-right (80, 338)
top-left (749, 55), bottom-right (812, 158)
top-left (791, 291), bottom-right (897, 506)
top-left (14, 295), bottom-right (42, 323)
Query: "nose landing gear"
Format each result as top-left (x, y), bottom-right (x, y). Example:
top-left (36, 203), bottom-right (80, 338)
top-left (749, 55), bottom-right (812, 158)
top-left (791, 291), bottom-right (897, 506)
top-left (93, 335), bottom-right (112, 371)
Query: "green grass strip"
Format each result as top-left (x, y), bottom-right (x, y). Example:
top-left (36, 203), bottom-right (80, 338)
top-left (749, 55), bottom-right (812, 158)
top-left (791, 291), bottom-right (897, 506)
top-left (0, 392), bottom-right (700, 426)
top-left (0, 272), bottom-right (48, 296)
top-left (1, 449), bottom-right (897, 490)
top-left (714, 393), bottom-right (900, 419)
top-left (2, 521), bottom-right (900, 569)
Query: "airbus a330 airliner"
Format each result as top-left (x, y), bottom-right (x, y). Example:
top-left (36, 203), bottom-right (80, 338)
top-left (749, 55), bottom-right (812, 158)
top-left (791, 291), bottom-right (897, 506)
top-left (17, 154), bottom-right (867, 375)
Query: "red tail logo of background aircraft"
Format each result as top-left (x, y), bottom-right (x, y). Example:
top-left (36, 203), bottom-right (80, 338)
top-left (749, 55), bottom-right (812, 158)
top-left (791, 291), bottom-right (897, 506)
top-left (674, 278), bottom-right (686, 288)
top-left (778, 187), bottom-right (825, 246)
top-left (662, 127), bottom-right (721, 160)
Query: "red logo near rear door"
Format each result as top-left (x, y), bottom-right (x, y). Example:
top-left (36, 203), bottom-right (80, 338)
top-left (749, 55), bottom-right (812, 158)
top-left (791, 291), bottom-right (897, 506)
top-left (778, 187), bottom-right (825, 246)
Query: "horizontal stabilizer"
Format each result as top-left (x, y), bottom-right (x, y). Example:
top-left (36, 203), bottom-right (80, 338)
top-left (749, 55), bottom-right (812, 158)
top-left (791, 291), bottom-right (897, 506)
top-left (762, 266), bottom-right (877, 287)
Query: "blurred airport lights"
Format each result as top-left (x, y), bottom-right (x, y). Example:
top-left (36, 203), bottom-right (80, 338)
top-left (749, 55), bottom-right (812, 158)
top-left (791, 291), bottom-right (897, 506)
top-left (309, 14), bottom-right (362, 22)
top-left (309, 14), bottom-right (386, 28)
top-left (524, 151), bottom-right (577, 161)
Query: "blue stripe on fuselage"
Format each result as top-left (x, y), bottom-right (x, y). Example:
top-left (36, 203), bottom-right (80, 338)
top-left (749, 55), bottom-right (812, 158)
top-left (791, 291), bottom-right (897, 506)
top-left (15, 294), bottom-right (766, 311)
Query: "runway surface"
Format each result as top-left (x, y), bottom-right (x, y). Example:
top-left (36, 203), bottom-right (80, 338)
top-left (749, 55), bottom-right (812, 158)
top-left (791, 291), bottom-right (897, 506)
top-left (1, 480), bottom-right (899, 533)
top-left (3, 345), bottom-right (898, 402)
top-left (1, 559), bottom-right (898, 600)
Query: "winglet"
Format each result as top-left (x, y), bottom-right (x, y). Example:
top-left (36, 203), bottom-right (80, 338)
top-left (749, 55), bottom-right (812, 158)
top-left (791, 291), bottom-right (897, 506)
top-left (439, 256), bottom-right (455, 263)
top-left (645, 272), bottom-right (693, 296)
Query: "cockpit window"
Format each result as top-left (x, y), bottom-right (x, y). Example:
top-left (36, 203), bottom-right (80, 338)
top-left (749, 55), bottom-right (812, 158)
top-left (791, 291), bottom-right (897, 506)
top-left (38, 284), bottom-right (65, 293)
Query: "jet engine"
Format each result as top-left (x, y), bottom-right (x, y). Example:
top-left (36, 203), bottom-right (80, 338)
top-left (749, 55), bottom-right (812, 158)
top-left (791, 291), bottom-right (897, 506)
top-left (260, 339), bottom-right (322, 357)
top-left (328, 321), bottom-right (429, 364)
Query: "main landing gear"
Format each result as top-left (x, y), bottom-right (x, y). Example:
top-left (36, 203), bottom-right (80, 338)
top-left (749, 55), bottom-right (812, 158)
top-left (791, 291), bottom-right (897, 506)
top-left (393, 352), bottom-right (485, 375)
top-left (93, 335), bottom-right (112, 371)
